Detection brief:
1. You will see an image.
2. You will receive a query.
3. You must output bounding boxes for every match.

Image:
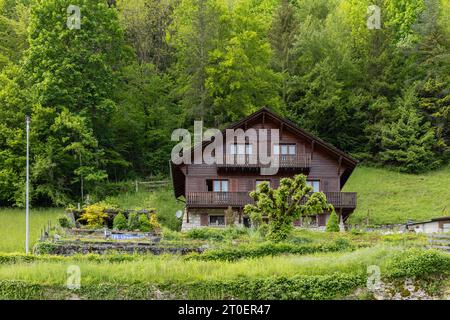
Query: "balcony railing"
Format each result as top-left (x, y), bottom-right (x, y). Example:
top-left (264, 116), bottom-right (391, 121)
top-left (186, 191), bottom-right (357, 209)
top-left (216, 154), bottom-right (311, 169)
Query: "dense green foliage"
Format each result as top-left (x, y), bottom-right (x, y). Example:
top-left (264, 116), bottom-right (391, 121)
top-left (57, 215), bottom-right (73, 229)
top-left (127, 212), bottom-right (140, 231)
top-left (112, 212), bottom-right (127, 230)
top-left (187, 239), bottom-right (354, 261)
top-left (326, 210), bottom-right (340, 232)
top-left (244, 174), bottom-right (333, 241)
top-left (0, 0), bottom-right (449, 208)
top-left (0, 247), bottom-right (448, 299)
top-left (138, 213), bottom-right (151, 231)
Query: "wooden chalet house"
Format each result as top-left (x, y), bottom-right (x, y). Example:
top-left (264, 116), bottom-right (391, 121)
top-left (170, 108), bottom-right (358, 230)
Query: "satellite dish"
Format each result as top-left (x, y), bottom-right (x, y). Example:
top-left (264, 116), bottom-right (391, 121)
top-left (176, 210), bottom-right (183, 219)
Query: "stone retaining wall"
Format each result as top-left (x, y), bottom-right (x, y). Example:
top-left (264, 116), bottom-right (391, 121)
top-left (35, 241), bottom-right (204, 256)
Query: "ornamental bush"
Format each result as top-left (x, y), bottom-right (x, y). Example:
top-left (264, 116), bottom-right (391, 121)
top-left (78, 202), bottom-right (110, 229)
top-left (113, 212), bottom-right (127, 230)
top-left (385, 249), bottom-right (450, 279)
top-left (127, 212), bottom-right (140, 231)
top-left (149, 214), bottom-right (161, 232)
top-left (244, 175), bottom-right (334, 241)
top-left (138, 214), bottom-right (151, 232)
top-left (326, 210), bottom-right (340, 232)
top-left (57, 215), bottom-right (73, 229)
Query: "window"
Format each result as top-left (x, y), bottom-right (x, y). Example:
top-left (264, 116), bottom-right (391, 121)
top-left (209, 215), bottom-right (225, 226)
top-left (274, 144), bottom-right (296, 155)
top-left (307, 180), bottom-right (320, 192)
top-left (256, 180), bottom-right (270, 188)
top-left (213, 180), bottom-right (228, 192)
top-left (230, 144), bottom-right (253, 155)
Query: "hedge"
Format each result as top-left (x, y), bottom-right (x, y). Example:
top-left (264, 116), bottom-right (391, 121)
top-left (187, 239), bottom-right (354, 261)
top-left (0, 273), bottom-right (365, 300)
top-left (385, 249), bottom-right (450, 279)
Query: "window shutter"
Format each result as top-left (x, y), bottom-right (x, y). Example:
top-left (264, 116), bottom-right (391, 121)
top-left (200, 213), bottom-right (209, 226)
top-left (247, 179), bottom-right (254, 191)
top-left (230, 179), bottom-right (238, 192)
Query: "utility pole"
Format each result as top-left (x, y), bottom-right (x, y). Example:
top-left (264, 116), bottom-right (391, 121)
top-left (79, 154), bottom-right (83, 203)
top-left (25, 115), bottom-right (30, 254)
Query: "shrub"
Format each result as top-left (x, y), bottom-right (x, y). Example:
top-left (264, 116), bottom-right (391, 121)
top-left (57, 215), bottom-right (73, 229)
top-left (162, 227), bottom-right (181, 240)
top-left (385, 249), bottom-right (450, 279)
top-left (188, 241), bottom-right (355, 262)
top-left (138, 214), bottom-right (151, 232)
top-left (149, 214), bottom-right (161, 232)
top-left (185, 227), bottom-right (248, 241)
top-left (78, 202), bottom-right (110, 229)
top-left (113, 212), bottom-right (127, 230)
top-left (33, 242), bottom-right (58, 255)
top-left (127, 212), bottom-right (140, 231)
top-left (0, 273), bottom-right (366, 300)
top-left (244, 175), bottom-right (334, 241)
top-left (326, 211), bottom-right (340, 232)
top-left (350, 228), bottom-right (363, 235)
top-left (186, 228), bottom-right (223, 240)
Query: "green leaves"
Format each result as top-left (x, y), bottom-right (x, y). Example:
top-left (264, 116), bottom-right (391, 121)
top-left (244, 174), bottom-right (334, 241)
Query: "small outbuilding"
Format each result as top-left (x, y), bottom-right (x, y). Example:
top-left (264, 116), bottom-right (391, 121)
top-left (406, 217), bottom-right (450, 233)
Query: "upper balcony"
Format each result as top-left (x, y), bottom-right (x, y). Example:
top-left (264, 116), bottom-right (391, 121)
top-left (216, 154), bottom-right (312, 172)
top-left (186, 191), bottom-right (357, 209)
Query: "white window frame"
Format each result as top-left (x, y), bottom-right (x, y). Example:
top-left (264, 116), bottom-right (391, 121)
top-left (274, 144), bottom-right (296, 155)
top-left (213, 180), bottom-right (228, 192)
top-left (307, 180), bottom-right (320, 192)
top-left (230, 144), bottom-right (252, 155)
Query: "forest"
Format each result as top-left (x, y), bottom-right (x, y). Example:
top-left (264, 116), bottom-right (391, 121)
top-left (0, 0), bottom-right (449, 207)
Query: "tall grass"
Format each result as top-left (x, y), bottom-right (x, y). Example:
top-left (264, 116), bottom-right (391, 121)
top-left (0, 208), bottom-right (61, 253)
top-left (0, 246), bottom-right (401, 285)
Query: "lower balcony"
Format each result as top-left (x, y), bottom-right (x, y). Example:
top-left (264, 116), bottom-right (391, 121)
top-left (186, 192), bottom-right (357, 209)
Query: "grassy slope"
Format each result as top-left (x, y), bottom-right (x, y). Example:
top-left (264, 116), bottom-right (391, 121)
top-left (343, 165), bottom-right (450, 225)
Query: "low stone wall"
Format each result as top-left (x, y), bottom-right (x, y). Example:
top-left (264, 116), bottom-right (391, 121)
top-left (35, 241), bottom-right (205, 256)
top-left (182, 208), bottom-right (244, 231)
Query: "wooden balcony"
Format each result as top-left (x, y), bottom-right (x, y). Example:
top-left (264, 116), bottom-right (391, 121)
top-left (186, 191), bottom-right (357, 209)
top-left (217, 154), bottom-right (311, 172)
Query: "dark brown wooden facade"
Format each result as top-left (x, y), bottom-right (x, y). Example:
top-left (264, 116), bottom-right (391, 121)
top-left (170, 108), bottom-right (358, 230)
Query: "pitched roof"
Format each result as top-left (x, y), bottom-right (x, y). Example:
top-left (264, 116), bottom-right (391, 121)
top-left (228, 107), bottom-right (358, 166)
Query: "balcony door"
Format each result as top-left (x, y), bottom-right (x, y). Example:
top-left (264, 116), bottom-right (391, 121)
top-left (230, 143), bottom-right (254, 164)
top-left (213, 180), bottom-right (228, 192)
top-left (213, 180), bottom-right (229, 204)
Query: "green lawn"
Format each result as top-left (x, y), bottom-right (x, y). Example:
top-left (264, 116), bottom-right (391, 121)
top-left (0, 208), bottom-right (61, 253)
top-left (344, 165), bottom-right (450, 225)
